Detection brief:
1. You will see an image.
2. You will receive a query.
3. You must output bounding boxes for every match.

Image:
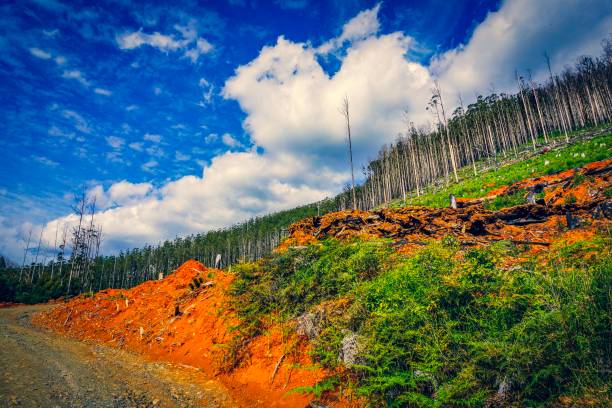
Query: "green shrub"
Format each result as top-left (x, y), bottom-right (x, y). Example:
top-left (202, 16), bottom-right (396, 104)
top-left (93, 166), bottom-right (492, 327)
top-left (228, 234), bottom-right (611, 406)
top-left (483, 189), bottom-right (527, 210)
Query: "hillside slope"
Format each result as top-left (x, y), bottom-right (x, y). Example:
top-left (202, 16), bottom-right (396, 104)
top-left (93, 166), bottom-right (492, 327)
top-left (34, 260), bottom-right (326, 407)
top-left (34, 158), bottom-right (611, 407)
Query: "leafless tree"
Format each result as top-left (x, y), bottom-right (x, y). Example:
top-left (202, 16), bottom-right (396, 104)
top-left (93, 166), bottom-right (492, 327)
top-left (340, 95), bottom-right (357, 210)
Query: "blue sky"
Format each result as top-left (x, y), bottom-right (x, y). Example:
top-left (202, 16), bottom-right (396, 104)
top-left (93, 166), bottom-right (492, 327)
top-left (0, 0), bottom-right (609, 261)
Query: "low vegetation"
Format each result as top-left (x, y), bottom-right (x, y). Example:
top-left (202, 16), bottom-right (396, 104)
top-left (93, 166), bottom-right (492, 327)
top-left (228, 235), bottom-right (611, 406)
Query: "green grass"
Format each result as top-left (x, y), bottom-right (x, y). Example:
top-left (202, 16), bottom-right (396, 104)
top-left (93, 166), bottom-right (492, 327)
top-left (228, 235), bottom-right (611, 406)
top-left (482, 188), bottom-right (528, 210)
top-left (393, 129), bottom-right (611, 208)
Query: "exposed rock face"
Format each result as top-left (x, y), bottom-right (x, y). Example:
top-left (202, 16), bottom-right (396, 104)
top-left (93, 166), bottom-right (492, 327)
top-left (339, 331), bottom-right (364, 368)
top-left (296, 312), bottom-right (319, 340)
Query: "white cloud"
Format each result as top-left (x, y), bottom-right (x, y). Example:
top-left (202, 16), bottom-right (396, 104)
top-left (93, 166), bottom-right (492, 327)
top-left (29, 47), bottom-right (52, 59)
top-left (94, 87), bottom-right (112, 96)
top-left (318, 3), bottom-right (381, 54)
top-left (126, 104), bottom-right (138, 112)
top-left (197, 78), bottom-right (215, 105)
top-left (116, 30), bottom-right (185, 51)
top-left (141, 159), bottom-right (158, 172)
top-left (204, 133), bottom-right (218, 143)
top-left (175, 151), bottom-right (190, 161)
top-left (128, 142), bottom-right (144, 151)
top-left (105, 135), bottom-right (125, 149)
top-left (223, 33), bottom-right (431, 168)
top-left (48, 125), bottom-right (75, 139)
top-left (221, 133), bottom-right (242, 149)
top-left (184, 38), bottom-right (213, 62)
top-left (116, 25), bottom-right (213, 63)
top-left (432, 0), bottom-right (612, 95)
top-left (143, 133), bottom-right (162, 143)
top-left (108, 181), bottom-right (153, 205)
top-left (145, 145), bottom-right (165, 158)
top-left (62, 70), bottom-right (91, 87)
top-left (62, 109), bottom-right (91, 133)
top-left (28, 47), bottom-right (66, 66)
top-left (43, 28), bottom-right (59, 37)
top-left (106, 151), bottom-right (124, 164)
top-left (30, 152), bottom-right (332, 254)
top-left (32, 155), bottom-right (58, 167)
top-left (84, 181), bottom-right (154, 210)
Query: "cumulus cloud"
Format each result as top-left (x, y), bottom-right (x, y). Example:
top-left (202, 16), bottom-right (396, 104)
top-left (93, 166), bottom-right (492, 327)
top-left (37, 152), bottom-right (332, 253)
top-left (223, 32), bottom-right (431, 168)
top-left (3, 0), bottom-right (609, 261)
top-left (432, 0), bottom-right (612, 95)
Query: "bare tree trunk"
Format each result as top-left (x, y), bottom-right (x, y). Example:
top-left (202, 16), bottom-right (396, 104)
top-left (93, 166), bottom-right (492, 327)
top-left (19, 228), bottom-right (32, 284)
top-left (340, 95), bottom-right (357, 210)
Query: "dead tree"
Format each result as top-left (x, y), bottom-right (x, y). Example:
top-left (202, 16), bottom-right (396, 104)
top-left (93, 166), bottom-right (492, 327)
top-left (340, 95), bottom-right (357, 210)
top-left (19, 228), bottom-right (32, 284)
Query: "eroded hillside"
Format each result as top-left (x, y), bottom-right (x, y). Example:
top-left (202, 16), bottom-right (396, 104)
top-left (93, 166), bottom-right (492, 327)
top-left (34, 158), bottom-right (612, 407)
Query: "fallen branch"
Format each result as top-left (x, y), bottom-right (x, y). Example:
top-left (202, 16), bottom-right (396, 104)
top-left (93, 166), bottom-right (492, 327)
top-left (63, 310), bottom-right (73, 326)
top-left (270, 353), bottom-right (286, 385)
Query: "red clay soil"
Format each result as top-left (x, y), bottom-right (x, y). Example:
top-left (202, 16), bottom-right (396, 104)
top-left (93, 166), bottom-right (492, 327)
top-left (33, 260), bottom-right (328, 407)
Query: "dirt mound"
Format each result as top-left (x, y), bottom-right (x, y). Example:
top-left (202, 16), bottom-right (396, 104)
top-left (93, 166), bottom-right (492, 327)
top-left (282, 159), bottom-right (612, 253)
top-left (34, 260), bottom-right (327, 407)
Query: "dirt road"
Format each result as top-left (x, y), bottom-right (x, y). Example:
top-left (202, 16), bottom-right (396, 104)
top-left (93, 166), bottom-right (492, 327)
top-left (0, 305), bottom-right (236, 407)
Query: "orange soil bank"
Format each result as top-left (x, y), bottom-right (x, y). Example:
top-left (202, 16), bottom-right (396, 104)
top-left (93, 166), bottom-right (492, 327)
top-left (33, 260), bottom-right (329, 407)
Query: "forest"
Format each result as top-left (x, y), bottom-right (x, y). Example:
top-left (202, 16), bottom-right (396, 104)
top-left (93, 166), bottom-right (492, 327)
top-left (1, 41), bottom-right (610, 304)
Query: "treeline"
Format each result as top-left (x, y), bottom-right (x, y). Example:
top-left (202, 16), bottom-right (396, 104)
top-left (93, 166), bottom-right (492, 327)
top-left (0, 198), bottom-right (339, 303)
top-left (1, 42), bottom-right (611, 303)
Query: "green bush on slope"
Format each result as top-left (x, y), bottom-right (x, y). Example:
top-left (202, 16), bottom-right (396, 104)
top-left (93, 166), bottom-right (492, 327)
top-left (229, 236), bottom-right (611, 406)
